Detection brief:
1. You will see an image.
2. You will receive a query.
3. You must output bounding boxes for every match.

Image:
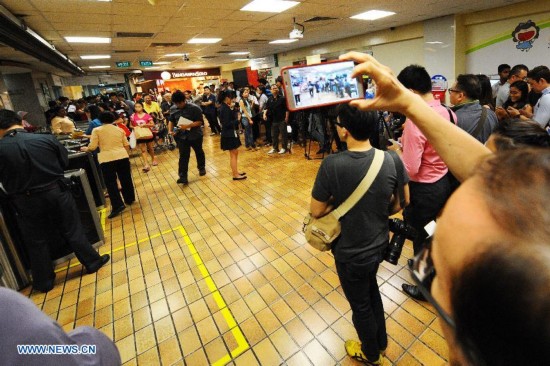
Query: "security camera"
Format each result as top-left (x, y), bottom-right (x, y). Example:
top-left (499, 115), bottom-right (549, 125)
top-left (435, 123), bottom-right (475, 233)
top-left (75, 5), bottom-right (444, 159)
top-left (289, 29), bottom-right (303, 39)
top-left (183, 54), bottom-right (190, 61)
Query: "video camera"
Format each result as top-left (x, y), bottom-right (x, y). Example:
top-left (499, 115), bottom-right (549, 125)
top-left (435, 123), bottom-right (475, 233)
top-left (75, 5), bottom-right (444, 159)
top-left (384, 218), bottom-right (417, 265)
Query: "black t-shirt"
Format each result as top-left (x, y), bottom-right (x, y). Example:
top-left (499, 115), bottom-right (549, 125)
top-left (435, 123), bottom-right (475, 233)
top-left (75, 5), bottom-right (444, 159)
top-left (0, 129), bottom-right (68, 195)
top-left (312, 149), bottom-right (409, 263)
top-left (266, 95), bottom-right (287, 122)
top-left (201, 94), bottom-right (216, 115)
top-left (169, 103), bottom-right (203, 141)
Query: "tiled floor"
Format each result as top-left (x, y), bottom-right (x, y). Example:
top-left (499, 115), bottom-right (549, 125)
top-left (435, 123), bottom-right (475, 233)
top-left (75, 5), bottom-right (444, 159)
top-left (21, 131), bottom-right (448, 365)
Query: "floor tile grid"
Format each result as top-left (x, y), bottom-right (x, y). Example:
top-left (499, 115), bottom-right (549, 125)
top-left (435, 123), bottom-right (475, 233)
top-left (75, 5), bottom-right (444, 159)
top-left (22, 135), bottom-right (452, 366)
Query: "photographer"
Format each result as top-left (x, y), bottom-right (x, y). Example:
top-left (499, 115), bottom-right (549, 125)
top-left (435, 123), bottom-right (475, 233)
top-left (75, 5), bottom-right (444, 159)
top-left (341, 51), bottom-right (549, 366)
top-left (310, 104), bottom-right (408, 365)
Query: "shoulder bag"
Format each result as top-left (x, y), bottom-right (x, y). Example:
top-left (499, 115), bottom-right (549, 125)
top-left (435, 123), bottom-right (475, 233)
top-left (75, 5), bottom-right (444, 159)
top-left (303, 149), bottom-right (384, 251)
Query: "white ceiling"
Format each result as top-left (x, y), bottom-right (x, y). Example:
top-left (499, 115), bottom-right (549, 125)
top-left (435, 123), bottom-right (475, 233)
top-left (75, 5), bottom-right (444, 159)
top-left (0, 0), bottom-right (525, 76)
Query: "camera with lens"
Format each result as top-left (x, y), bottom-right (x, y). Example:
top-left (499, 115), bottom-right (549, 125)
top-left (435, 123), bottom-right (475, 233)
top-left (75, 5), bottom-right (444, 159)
top-left (384, 218), bottom-right (417, 265)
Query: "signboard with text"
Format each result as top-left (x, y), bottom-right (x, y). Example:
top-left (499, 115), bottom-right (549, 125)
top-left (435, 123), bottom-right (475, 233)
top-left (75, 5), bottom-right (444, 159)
top-left (142, 68), bottom-right (221, 80)
top-left (139, 60), bottom-right (153, 67)
top-left (116, 61), bottom-right (131, 68)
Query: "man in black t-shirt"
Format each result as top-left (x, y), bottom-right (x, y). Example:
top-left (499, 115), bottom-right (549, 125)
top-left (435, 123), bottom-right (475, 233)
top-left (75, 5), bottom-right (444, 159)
top-left (263, 85), bottom-right (289, 154)
top-left (310, 104), bottom-right (409, 366)
top-left (168, 91), bottom-right (206, 185)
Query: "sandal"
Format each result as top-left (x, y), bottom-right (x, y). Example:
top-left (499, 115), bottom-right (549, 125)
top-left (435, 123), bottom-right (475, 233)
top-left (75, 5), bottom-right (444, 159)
top-left (152, 161), bottom-right (158, 166)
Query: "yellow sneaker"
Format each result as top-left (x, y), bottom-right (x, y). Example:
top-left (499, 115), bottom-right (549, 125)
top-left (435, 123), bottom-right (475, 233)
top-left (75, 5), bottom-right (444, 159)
top-left (345, 340), bottom-right (383, 365)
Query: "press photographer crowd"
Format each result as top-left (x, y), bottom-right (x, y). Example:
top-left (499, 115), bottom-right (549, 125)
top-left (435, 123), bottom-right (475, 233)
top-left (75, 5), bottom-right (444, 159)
top-left (1, 52), bottom-right (549, 365)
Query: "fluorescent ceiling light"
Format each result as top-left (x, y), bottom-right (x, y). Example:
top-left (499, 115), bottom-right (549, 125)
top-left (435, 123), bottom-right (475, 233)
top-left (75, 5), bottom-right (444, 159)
top-left (350, 10), bottom-right (396, 21)
top-left (234, 58), bottom-right (250, 61)
top-left (269, 39), bottom-right (298, 44)
top-left (426, 41), bottom-right (443, 45)
top-left (88, 65), bottom-right (110, 69)
top-left (65, 36), bottom-right (111, 43)
top-left (80, 55), bottom-right (111, 59)
top-left (154, 62), bottom-right (171, 65)
top-left (230, 51), bottom-right (250, 55)
top-left (188, 38), bottom-right (221, 44)
top-left (145, 67), bottom-right (160, 70)
top-left (241, 0), bottom-right (299, 13)
top-left (164, 53), bottom-right (186, 57)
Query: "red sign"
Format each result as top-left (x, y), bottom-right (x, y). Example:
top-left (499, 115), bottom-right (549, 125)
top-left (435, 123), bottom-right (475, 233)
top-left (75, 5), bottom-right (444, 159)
top-left (142, 68), bottom-right (221, 80)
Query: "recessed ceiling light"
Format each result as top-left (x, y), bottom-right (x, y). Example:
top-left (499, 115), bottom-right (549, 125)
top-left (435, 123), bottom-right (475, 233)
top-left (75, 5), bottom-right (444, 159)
top-left (188, 38), bottom-right (222, 44)
top-left (80, 55), bottom-right (111, 59)
top-left (234, 58), bottom-right (250, 61)
top-left (241, 0), bottom-right (299, 13)
top-left (350, 10), bottom-right (396, 21)
top-left (426, 41), bottom-right (443, 45)
top-left (65, 37), bottom-right (111, 44)
top-left (154, 62), bottom-right (171, 65)
top-left (230, 51), bottom-right (250, 55)
top-left (88, 65), bottom-right (110, 69)
top-left (269, 39), bottom-right (298, 44)
top-left (164, 53), bottom-right (186, 57)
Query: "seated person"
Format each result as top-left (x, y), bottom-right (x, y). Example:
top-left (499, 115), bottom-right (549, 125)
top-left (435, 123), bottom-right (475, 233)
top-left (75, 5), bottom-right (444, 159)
top-left (50, 107), bottom-right (76, 135)
top-left (341, 51), bottom-right (550, 365)
top-left (0, 287), bottom-right (121, 365)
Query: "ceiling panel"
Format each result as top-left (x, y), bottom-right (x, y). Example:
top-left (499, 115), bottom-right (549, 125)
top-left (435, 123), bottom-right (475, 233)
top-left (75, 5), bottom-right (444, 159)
top-left (0, 0), bottom-right (528, 75)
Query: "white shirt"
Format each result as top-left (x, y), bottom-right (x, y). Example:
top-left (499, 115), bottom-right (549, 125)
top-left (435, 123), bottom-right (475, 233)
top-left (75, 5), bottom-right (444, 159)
top-left (495, 82), bottom-right (510, 108)
top-left (533, 87), bottom-right (550, 128)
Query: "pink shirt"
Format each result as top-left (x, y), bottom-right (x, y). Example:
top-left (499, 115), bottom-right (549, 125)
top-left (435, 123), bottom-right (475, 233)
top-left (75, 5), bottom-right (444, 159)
top-left (401, 99), bottom-right (456, 183)
top-left (131, 113), bottom-right (153, 129)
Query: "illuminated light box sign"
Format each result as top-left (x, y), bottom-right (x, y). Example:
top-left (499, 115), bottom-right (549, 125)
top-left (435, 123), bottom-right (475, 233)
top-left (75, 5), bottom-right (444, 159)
top-left (116, 61), bottom-right (131, 68)
top-left (142, 68), bottom-right (221, 80)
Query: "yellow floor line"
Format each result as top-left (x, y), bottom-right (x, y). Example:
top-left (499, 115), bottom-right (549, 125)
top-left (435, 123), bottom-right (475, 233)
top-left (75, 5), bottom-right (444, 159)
top-left (178, 226), bottom-right (250, 365)
top-left (54, 224), bottom-right (249, 365)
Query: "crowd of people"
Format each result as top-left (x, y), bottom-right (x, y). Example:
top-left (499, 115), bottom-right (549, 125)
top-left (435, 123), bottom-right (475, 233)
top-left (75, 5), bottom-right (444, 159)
top-left (1, 52), bottom-right (550, 365)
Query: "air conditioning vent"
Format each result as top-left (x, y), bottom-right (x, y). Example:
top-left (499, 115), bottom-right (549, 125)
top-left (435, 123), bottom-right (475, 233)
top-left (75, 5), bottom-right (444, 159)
top-left (200, 56), bottom-right (217, 59)
top-left (304, 16), bottom-right (338, 22)
top-left (150, 42), bottom-right (183, 47)
top-left (114, 50), bottom-right (141, 53)
top-left (248, 39), bottom-right (268, 43)
top-left (116, 32), bottom-right (154, 38)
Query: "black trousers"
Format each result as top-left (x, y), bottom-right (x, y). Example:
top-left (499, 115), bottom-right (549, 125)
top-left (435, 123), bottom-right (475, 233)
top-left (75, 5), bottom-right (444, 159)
top-left (12, 185), bottom-right (101, 288)
top-left (272, 121), bottom-right (288, 151)
top-left (403, 175), bottom-right (451, 254)
top-left (177, 136), bottom-right (205, 179)
top-left (205, 113), bottom-right (220, 134)
top-left (336, 256), bottom-right (387, 361)
top-left (264, 120), bottom-right (272, 143)
top-left (100, 158), bottom-right (135, 209)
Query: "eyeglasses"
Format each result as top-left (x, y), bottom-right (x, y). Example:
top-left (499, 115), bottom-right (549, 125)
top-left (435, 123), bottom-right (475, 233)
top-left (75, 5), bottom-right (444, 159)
top-left (448, 89), bottom-right (462, 94)
top-left (408, 236), bottom-right (456, 329)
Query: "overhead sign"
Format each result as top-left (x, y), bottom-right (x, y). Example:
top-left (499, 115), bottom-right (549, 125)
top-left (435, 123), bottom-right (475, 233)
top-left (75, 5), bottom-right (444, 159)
top-left (250, 55), bottom-right (277, 70)
top-left (142, 68), bottom-right (221, 80)
top-left (139, 60), bottom-right (153, 67)
top-left (116, 61), bottom-right (131, 68)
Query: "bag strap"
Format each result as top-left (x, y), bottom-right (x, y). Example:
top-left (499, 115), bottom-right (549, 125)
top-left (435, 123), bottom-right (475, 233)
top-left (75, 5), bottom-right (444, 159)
top-left (387, 150), bottom-right (406, 208)
top-left (333, 149), bottom-right (384, 219)
top-left (472, 106), bottom-right (488, 139)
top-left (442, 104), bottom-right (455, 124)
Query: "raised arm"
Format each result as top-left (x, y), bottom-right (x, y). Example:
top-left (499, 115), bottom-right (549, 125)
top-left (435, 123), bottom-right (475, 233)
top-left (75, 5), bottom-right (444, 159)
top-left (340, 52), bottom-right (492, 182)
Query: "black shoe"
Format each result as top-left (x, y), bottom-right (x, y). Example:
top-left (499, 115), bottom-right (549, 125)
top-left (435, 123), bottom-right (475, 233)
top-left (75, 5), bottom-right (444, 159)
top-left (199, 169), bottom-right (206, 176)
top-left (177, 178), bottom-right (188, 185)
top-left (33, 279), bottom-right (55, 293)
top-left (402, 283), bottom-right (426, 301)
top-left (125, 200), bottom-right (135, 206)
top-left (407, 259), bottom-right (414, 268)
top-left (86, 254), bottom-right (110, 274)
top-left (233, 176), bottom-right (247, 181)
top-left (108, 205), bottom-right (125, 219)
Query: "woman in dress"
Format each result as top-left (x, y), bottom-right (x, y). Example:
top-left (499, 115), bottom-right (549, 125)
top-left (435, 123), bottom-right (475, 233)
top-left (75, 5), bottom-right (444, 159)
top-left (219, 90), bottom-right (246, 180)
top-left (239, 88), bottom-right (257, 150)
top-left (130, 101), bottom-right (157, 172)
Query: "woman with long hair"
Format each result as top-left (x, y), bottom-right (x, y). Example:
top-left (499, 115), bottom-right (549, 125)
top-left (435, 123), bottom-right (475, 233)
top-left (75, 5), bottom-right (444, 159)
top-left (496, 80), bottom-right (532, 121)
top-left (219, 90), bottom-right (246, 180)
top-left (239, 88), bottom-right (257, 150)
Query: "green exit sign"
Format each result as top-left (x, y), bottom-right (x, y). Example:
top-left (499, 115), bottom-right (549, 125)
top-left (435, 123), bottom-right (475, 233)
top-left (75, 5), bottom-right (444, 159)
top-left (140, 60), bottom-right (153, 67)
top-left (115, 61), bottom-right (131, 68)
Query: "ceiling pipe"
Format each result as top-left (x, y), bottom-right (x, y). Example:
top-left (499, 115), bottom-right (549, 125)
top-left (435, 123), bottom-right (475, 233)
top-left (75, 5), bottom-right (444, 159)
top-left (0, 4), bottom-right (84, 75)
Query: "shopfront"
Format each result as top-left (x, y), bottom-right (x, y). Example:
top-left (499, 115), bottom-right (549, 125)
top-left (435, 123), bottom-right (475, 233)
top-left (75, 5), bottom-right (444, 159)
top-left (139, 68), bottom-right (221, 94)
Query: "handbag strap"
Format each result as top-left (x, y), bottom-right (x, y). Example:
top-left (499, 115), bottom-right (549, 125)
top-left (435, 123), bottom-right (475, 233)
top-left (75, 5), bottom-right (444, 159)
top-left (332, 149), bottom-right (384, 219)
